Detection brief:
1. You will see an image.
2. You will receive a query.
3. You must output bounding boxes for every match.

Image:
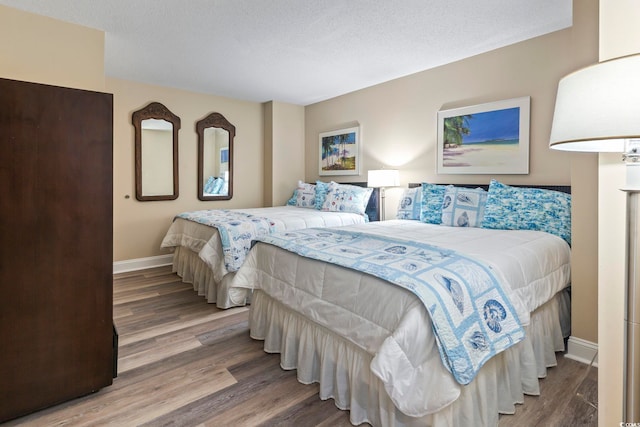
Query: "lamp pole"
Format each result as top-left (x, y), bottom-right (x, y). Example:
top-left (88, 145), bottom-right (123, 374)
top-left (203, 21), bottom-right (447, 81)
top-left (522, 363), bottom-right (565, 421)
top-left (624, 158), bottom-right (640, 422)
top-left (625, 188), bottom-right (640, 420)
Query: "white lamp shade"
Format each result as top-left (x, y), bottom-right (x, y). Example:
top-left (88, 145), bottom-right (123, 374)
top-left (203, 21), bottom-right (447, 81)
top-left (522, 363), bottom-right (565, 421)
top-left (549, 54), bottom-right (640, 152)
top-left (367, 169), bottom-right (400, 188)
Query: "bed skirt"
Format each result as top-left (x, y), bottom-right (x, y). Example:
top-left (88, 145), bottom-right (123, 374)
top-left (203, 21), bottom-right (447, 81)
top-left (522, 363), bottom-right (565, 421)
top-left (248, 288), bottom-right (570, 427)
top-left (171, 246), bottom-right (250, 308)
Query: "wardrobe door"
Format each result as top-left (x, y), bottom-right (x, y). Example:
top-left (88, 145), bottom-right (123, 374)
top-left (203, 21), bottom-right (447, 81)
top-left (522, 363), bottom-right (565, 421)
top-left (0, 78), bottom-right (114, 422)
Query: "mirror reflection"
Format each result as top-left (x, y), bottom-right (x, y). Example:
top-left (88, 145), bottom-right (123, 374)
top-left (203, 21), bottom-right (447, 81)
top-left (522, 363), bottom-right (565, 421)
top-left (202, 127), bottom-right (230, 196)
top-left (141, 119), bottom-right (174, 196)
top-left (133, 102), bottom-right (180, 201)
top-left (197, 112), bottom-right (234, 201)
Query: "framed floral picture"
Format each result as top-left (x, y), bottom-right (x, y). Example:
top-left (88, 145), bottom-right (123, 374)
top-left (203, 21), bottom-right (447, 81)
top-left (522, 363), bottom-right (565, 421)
top-left (319, 126), bottom-right (360, 176)
top-left (437, 96), bottom-right (530, 174)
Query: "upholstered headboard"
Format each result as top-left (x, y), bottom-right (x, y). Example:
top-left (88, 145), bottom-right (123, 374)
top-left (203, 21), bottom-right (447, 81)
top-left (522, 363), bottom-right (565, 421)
top-left (408, 183), bottom-right (571, 194)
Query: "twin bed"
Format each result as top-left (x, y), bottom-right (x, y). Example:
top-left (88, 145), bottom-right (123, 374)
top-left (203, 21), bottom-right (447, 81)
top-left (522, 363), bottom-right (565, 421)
top-left (162, 179), bottom-right (572, 426)
top-left (161, 181), bottom-right (379, 308)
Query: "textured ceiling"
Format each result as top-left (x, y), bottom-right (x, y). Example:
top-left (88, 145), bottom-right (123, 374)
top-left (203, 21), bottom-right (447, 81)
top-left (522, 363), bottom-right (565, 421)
top-left (0, 0), bottom-right (572, 105)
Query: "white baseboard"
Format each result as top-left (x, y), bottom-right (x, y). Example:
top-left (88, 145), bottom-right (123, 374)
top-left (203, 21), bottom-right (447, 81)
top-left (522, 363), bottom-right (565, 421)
top-left (113, 254), bottom-right (173, 274)
top-left (565, 336), bottom-right (598, 367)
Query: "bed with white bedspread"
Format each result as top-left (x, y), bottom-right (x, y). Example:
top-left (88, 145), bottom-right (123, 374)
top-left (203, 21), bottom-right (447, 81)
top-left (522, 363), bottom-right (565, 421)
top-left (229, 181), bottom-right (572, 426)
top-left (161, 179), bottom-right (379, 308)
top-left (161, 205), bottom-right (376, 307)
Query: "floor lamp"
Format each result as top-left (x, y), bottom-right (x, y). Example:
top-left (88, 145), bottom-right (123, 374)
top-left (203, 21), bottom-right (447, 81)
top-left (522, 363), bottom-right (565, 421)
top-left (367, 169), bottom-right (399, 221)
top-left (549, 53), bottom-right (640, 422)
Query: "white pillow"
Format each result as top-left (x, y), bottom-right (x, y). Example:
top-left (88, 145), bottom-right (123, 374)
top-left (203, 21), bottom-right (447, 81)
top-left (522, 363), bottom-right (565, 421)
top-left (321, 182), bottom-right (373, 215)
top-left (295, 181), bottom-right (316, 208)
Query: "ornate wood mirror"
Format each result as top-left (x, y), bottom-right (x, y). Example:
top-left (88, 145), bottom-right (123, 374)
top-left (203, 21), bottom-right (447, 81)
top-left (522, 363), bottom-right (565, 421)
top-left (132, 102), bottom-right (180, 201)
top-left (197, 112), bottom-right (234, 201)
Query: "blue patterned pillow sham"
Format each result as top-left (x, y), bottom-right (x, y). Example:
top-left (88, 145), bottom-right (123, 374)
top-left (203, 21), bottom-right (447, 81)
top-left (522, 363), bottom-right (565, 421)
top-left (321, 181), bottom-right (373, 216)
top-left (481, 179), bottom-right (571, 244)
top-left (441, 186), bottom-right (487, 227)
top-left (204, 176), bottom-right (215, 194)
top-left (204, 176), bottom-right (226, 194)
top-left (419, 183), bottom-right (448, 224)
top-left (295, 181), bottom-right (316, 208)
top-left (397, 187), bottom-right (422, 220)
top-left (211, 177), bottom-right (225, 194)
top-left (314, 180), bottom-right (330, 210)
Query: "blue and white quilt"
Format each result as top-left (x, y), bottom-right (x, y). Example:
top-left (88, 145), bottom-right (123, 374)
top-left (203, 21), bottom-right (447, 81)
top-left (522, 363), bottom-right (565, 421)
top-left (255, 227), bottom-right (525, 384)
top-left (177, 210), bottom-right (281, 272)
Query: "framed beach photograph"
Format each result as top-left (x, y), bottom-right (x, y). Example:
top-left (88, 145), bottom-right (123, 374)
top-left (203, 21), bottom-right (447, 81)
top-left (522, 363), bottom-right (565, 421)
top-left (436, 96), bottom-right (530, 174)
top-left (319, 126), bottom-right (360, 176)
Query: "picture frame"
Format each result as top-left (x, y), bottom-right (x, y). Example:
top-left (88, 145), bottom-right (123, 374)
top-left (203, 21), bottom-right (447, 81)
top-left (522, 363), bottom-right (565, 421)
top-left (220, 147), bottom-right (229, 164)
top-left (319, 126), bottom-right (360, 176)
top-left (436, 96), bottom-right (530, 174)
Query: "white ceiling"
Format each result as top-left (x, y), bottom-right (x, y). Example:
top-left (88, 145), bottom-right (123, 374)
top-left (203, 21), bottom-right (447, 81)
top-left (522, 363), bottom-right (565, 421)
top-left (0, 0), bottom-right (572, 106)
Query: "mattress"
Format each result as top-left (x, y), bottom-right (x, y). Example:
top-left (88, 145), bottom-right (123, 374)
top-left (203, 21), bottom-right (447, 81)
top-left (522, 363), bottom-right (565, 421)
top-left (160, 206), bottom-right (368, 307)
top-left (230, 220), bottom-right (571, 422)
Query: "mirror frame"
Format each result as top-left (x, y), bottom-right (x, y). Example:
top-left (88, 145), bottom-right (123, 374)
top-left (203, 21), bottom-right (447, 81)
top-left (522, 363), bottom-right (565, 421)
top-left (132, 102), bottom-right (180, 201)
top-left (196, 112), bottom-right (235, 201)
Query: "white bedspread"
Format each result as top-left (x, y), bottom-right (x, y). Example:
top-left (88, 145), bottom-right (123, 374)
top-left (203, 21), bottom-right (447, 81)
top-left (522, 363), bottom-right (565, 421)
top-left (230, 220), bottom-right (571, 416)
top-left (161, 206), bottom-right (367, 286)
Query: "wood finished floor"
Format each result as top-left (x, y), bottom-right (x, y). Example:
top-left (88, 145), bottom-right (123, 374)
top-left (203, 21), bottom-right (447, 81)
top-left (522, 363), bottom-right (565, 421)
top-left (4, 266), bottom-right (597, 427)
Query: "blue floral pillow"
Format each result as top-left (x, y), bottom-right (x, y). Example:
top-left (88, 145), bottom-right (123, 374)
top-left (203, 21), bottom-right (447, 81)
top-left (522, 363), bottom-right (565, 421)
top-left (286, 189), bottom-right (298, 206)
top-left (482, 179), bottom-right (572, 244)
top-left (397, 187), bottom-right (422, 220)
top-left (295, 181), bottom-right (316, 208)
top-left (321, 181), bottom-right (373, 215)
top-left (314, 180), bottom-right (330, 210)
top-left (419, 183), bottom-right (448, 224)
top-left (441, 186), bottom-right (487, 227)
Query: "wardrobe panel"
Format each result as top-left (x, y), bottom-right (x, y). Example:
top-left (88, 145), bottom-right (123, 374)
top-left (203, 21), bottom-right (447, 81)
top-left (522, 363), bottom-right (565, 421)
top-left (0, 78), bottom-right (114, 422)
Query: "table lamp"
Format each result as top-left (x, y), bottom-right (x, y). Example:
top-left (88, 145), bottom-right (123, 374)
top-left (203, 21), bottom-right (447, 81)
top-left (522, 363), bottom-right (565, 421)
top-left (367, 169), bottom-right (400, 221)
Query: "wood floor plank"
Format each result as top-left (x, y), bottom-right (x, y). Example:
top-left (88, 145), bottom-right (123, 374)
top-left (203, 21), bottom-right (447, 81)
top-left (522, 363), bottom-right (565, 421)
top-left (258, 393), bottom-right (354, 426)
top-left (200, 374), bottom-right (320, 426)
top-left (113, 306), bottom-right (134, 318)
top-left (113, 273), bottom-right (181, 290)
top-left (95, 366), bottom-right (236, 426)
top-left (113, 283), bottom-right (189, 304)
top-left (118, 312), bottom-right (248, 359)
top-left (8, 356), bottom-right (236, 427)
top-left (4, 266), bottom-right (598, 427)
top-left (118, 308), bottom-right (247, 346)
top-left (117, 336), bottom-right (203, 373)
top-left (138, 352), bottom-right (294, 426)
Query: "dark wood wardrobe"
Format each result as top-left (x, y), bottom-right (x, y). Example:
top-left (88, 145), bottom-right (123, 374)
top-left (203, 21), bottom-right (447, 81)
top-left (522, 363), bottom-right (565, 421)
top-left (0, 78), bottom-right (115, 422)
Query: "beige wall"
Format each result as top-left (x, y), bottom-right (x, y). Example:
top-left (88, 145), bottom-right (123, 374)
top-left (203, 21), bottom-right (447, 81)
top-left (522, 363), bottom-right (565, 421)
top-left (567, 0), bottom-right (600, 350)
top-left (305, 1), bottom-right (597, 191)
top-left (264, 101), bottom-right (305, 206)
top-left (598, 0), bottom-right (640, 424)
top-left (108, 78), bottom-right (264, 261)
top-left (305, 1), bottom-right (599, 345)
top-left (0, 4), bottom-right (104, 92)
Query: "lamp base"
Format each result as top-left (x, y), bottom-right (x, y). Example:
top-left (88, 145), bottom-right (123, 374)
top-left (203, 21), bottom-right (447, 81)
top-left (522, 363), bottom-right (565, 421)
top-left (379, 187), bottom-right (386, 221)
